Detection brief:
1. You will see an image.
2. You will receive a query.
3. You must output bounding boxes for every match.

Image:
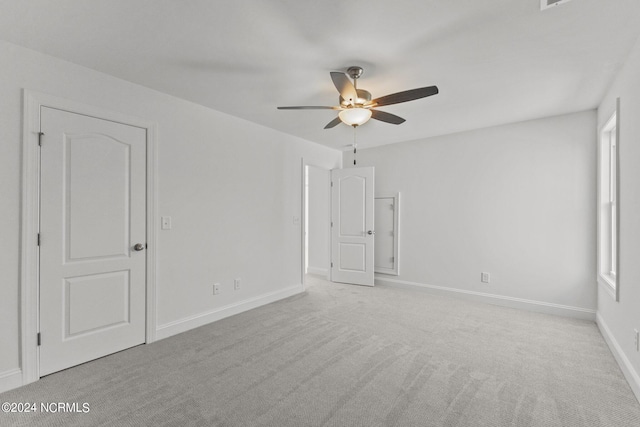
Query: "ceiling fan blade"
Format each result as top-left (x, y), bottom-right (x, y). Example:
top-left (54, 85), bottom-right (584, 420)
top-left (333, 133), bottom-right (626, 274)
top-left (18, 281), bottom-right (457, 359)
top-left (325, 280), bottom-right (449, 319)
top-left (330, 72), bottom-right (358, 105)
top-left (371, 86), bottom-right (439, 107)
top-left (324, 117), bottom-right (342, 129)
top-left (277, 106), bottom-right (339, 110)
top-left (371, 109), bottom-right (406, 125)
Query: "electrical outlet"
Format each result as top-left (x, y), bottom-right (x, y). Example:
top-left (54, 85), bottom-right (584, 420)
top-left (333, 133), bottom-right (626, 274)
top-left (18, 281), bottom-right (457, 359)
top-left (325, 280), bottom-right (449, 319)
top-left (481, 272), bottom-right (490, 283)
top-left (213, 283), bottom-right (220, 295)
top-left (634, 329), bottom-right (639, 352)
top-left (234, 278), bottom-right (241, 290)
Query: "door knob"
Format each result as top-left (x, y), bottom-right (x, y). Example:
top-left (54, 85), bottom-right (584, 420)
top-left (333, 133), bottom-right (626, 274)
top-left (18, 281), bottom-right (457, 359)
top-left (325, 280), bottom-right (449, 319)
top-left (133, 243), bottom-right (145, 251)
top-left (367, 230), bottom-right (375, 235)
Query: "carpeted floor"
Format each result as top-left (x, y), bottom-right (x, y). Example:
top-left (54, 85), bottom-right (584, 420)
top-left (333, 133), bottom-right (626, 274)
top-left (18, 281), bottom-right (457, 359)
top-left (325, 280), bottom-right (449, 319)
top-left (1, 276), bottom-right (639, 426)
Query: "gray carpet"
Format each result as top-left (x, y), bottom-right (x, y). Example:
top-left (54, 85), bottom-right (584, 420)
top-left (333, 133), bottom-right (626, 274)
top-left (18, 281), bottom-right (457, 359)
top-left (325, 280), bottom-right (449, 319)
top-left (1, 276), bottom-right (639, 426)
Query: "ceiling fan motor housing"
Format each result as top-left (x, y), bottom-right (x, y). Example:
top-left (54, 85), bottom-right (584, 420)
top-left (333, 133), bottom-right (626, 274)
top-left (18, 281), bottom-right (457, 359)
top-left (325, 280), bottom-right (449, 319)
top-left (340, 89), bottom-right (372, 107)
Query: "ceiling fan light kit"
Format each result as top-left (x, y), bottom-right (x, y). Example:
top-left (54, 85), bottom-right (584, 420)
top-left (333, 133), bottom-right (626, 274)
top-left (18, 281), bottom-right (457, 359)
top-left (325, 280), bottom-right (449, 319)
top-left (277, 66), bottom-right (438, 129)
top-left (339, 108), bottom-right (372, 126)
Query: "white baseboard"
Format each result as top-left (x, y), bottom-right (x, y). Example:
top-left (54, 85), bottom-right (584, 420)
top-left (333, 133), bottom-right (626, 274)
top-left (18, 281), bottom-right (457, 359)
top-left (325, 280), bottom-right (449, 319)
top-left (306, 266), bottom-right (328, 277)
top-left (375, 277), bottom-right (596, 321)
top-left (597, 313), bottom-right (640, 404)
top-left (0, 368), bottom-right (23, 394)
top-left (156, 284), bottom-right (304, 341)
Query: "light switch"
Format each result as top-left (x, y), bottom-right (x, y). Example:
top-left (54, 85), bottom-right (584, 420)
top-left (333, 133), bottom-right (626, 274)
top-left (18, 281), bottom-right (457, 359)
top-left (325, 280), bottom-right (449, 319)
top-left (161, 216), bottom-right (172, 230)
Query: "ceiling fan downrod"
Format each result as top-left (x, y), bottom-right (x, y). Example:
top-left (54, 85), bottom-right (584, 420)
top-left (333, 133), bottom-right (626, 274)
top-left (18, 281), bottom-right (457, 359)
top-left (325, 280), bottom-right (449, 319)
top-left (347, 66), bottom-right (364, 90)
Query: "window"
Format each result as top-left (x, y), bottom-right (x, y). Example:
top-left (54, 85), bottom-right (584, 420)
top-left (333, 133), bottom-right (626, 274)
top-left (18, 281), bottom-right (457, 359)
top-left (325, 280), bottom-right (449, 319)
top-left (598, 109), bottom-right (618, 298)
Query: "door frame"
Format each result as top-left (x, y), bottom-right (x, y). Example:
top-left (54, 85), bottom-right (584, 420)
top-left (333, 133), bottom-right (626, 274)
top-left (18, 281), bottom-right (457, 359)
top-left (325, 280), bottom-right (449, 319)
top-left (300, 158), bottom-right (332, 290)
top-left (20, 90), bottom-right (158, 385)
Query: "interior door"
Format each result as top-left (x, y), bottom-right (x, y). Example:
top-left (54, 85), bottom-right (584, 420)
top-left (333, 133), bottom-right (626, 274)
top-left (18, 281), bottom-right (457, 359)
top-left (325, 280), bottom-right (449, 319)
top-left (39, 106), bottom-right (147, 376)
top-left (330, 167), bottom-right (375, 286)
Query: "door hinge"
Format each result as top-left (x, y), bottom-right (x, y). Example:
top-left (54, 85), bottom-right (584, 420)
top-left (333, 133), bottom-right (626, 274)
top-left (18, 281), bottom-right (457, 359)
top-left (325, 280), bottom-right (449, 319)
top-left (331, 221), bottom-right (333, 227)
top-left (391, 256), bottom-right (395, 263)
top-left (37, 333), bottom-right (41, 346)
top-left (37, 233), bottom-right (41, 246)
top-left (38, 132), bottom-right (44, 146)
top-left (331, 262), bottom-right (333, 268)
top-left (331, 181), bottom-right (333, 187)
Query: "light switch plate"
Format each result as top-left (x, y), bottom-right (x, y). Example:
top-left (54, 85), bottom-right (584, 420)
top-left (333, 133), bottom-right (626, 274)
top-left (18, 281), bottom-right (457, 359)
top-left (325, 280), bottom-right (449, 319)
top-left (161, 216), bottom-right (172, 230)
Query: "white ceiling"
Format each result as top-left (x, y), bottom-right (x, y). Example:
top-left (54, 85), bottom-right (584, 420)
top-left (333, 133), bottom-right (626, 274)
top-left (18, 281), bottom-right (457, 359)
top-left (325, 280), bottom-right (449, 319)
top-left (1, 0), bottom-right (639, 150)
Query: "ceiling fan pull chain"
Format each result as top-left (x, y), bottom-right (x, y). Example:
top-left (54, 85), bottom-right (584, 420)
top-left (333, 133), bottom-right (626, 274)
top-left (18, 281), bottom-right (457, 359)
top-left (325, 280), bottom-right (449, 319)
top-left (353, 125), bottom-right (357, 165)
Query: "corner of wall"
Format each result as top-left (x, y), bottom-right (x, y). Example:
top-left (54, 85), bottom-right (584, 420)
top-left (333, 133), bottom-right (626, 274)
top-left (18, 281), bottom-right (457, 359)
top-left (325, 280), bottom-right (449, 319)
top-left (155, 284), bottom-right (304, 341)
top-left (597, 313), bottom-right (640, 403)
top-left (376, 277), bottom-right (597, 321)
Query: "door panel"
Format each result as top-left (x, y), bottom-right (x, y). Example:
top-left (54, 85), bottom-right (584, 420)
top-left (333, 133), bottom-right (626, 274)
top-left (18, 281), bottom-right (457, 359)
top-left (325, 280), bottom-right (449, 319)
top-left (339, 176), bottom-right (366, 236)
top-left (66, 271), bottom-right (130, 336)
top-left (339, 243), bottom-right (366, 271)
top-left (66, 134), bottom-right (130, 261)
top-left (39, 107), bottom-right (146, 376)
top-left (331, 167), bottom-right (374, 286)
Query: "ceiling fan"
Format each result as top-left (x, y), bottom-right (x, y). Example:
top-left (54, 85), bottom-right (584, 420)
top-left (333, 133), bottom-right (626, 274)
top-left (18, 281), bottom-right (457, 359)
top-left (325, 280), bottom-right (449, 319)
top-left (277, 66), bottom-right (438, 129)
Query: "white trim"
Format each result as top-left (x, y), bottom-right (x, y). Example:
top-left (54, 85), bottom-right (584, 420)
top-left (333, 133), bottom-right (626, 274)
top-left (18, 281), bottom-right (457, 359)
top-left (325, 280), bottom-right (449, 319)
top-left (614, 98), bottom-right (621, 302)
top-left (301, 159), bottom-right (332, 290)
top-left (20, 90), bottom-right (158, 388)
top-left (20, 92), bottom-right (41, 385)
top-left (375, 277), bottom-right (596, 321)
top-left (597, 104), bottom-right (620, 302)
top-left (597, 313), bottom-right (640, 404)
top-left (301, 159), bottom-right (306, 288)
top-left (145, 122), bottom-right (159, 343)
top-left (598, 277), bottom-right (617, 300)
top-left (156, 284), bottom-right (304, 340)
top-left (0, 369), bottom-right (23, 394)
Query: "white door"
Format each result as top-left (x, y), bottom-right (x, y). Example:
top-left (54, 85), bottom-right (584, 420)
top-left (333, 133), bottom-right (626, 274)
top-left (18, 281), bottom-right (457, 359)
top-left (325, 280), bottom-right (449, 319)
top-left (330, 167), bottom-right (375, 286)
top-left (39, 107), bottom-right (147, 376)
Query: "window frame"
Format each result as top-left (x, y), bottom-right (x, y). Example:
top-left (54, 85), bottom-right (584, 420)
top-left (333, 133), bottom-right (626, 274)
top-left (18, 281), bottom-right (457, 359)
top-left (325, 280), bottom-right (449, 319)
top-left (598, 102), bottom-right (620, 301)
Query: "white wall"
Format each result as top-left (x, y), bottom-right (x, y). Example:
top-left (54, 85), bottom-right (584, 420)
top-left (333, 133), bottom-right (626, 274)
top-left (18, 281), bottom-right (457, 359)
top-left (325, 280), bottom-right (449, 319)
top-left (351, 111), bottom-right (597, 318)
top-left (306, 166), bottom-right (330, 276)
top-left (596, 36), bottom-right (640, 401)
top-left (0, 40), bottom-right (341, 391)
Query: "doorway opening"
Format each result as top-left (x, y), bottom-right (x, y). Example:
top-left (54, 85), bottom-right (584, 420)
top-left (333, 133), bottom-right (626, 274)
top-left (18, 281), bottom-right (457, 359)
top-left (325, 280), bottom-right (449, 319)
top-left (302, 163), bottom-right (331, 289)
